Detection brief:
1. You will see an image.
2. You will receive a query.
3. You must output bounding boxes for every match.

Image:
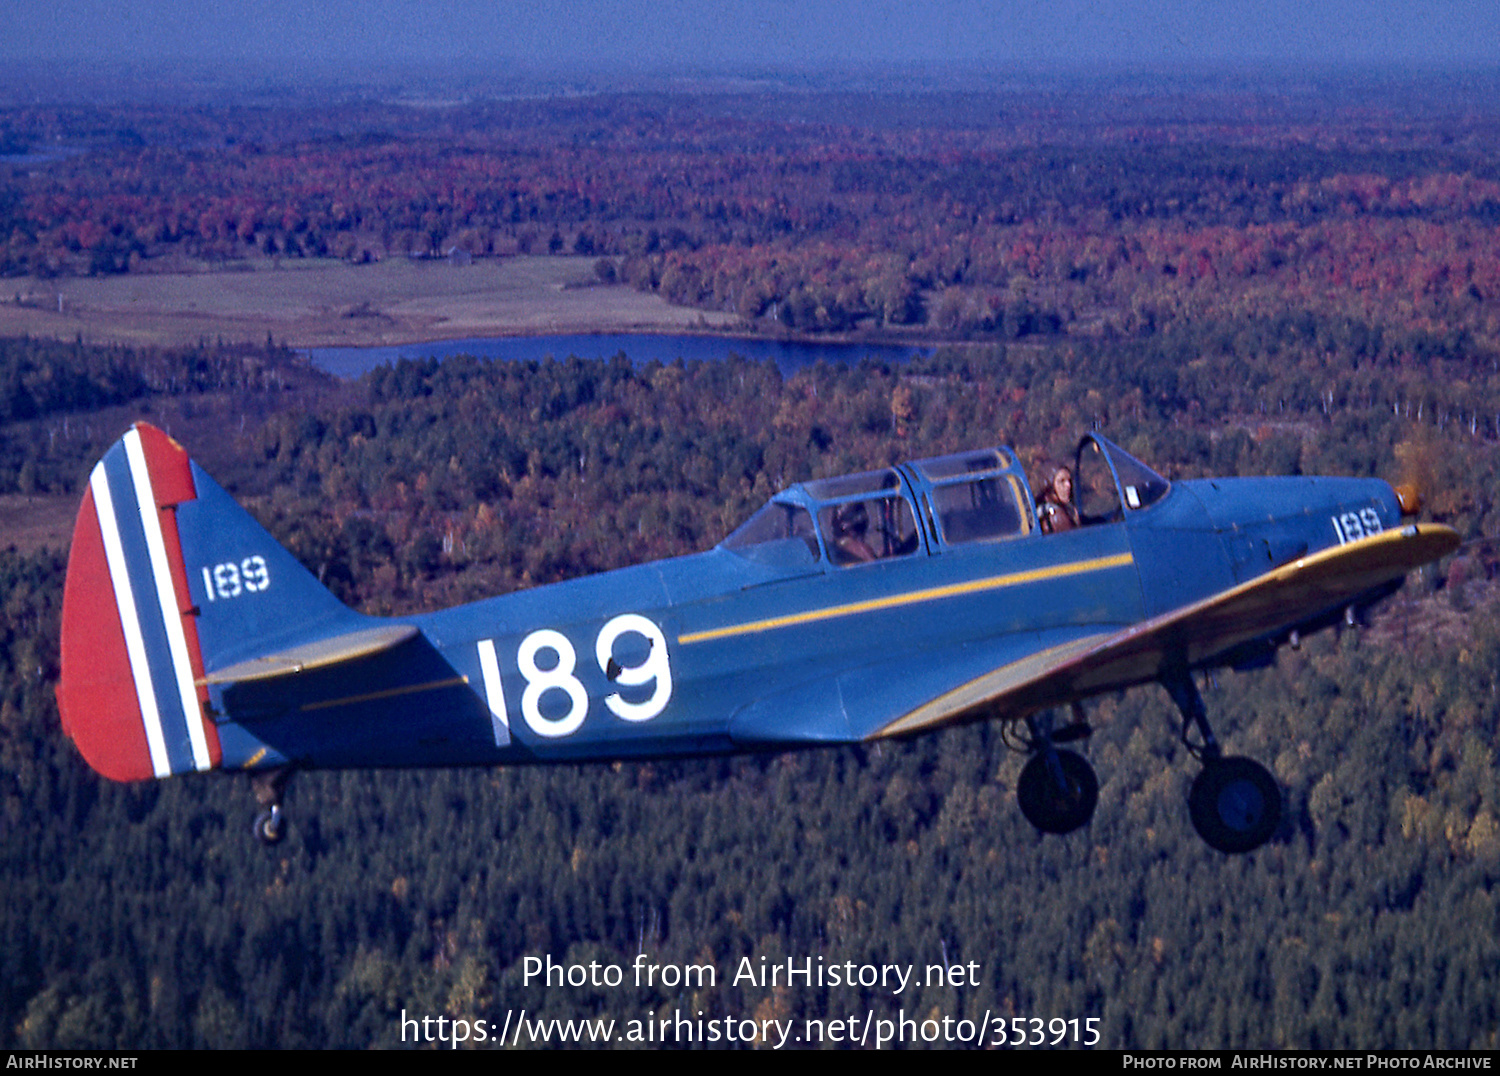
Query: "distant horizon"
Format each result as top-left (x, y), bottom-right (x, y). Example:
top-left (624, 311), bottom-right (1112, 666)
top-left (7, 2), bottom-right (1500, 77)
top-left (7, 53), bottom-right (1500, 108)
top-left (11, 51), bottom-right (1500, 77)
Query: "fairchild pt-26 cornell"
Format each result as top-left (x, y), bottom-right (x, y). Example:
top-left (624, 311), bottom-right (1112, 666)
top-left (57, 424), bottom-right (1456, 853)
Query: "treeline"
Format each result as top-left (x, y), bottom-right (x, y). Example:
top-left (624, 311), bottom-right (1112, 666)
top-left (0, 335), bottom-right (300, 422)
top-left (7, 80), bottom-right (1500, 350)
top-left (0, 335), bottom-right (319, 496)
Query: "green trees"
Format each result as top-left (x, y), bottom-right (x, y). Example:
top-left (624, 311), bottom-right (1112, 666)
top-left (2, 328), bottom-right (1499, 1048)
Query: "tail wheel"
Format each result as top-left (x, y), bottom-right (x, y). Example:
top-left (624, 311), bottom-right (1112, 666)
top-left (253, 805), bottom-right (285, 845)
top-left (1188, 757), bottom-right (1281, 853)
top-left (1017, 749), bottom-right (1098, 835)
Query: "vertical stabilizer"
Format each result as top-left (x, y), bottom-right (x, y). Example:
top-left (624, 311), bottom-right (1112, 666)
top-left (58, 424), bottom-right (220, 780)
top-left (58, 423), bottom-right (361, 781)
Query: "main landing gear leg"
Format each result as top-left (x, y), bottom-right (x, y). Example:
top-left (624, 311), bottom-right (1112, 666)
top-left (1015, 706), bottom-right (1098, 835)
top-left (251, 768), bottom-right (292, 846)
top-left (1163, 672), bottom-right (1281, 854)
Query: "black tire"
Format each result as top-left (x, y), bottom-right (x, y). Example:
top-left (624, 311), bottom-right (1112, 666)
top-left (1017, 749), bottom-right (1099, 835)
top-left (253, 807), bottom-right (285, 845)
top-left (1188, 757), bottom-right (1281, 854)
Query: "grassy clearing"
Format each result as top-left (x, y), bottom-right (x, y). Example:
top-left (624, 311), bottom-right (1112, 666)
top-left (0, 494), bottom-right (76, 552)
top-left (0, 256), bottom-right (739, 349)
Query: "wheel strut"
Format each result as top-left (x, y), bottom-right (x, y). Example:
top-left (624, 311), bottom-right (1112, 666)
top-left (1161, 670), bottom-right (1281, 854)
top-left (1162, 671), bottom-right (1220, 762)
top-left (251, 767), bottom-right (292, 845)
top-left (1015, 711), bottom-right (1098, 835)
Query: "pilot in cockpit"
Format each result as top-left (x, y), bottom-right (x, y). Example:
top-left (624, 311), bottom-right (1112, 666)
top-left (1037, 466), bottom-right (1080, 534)
top-left (830, 501), bottom-right (880, 563)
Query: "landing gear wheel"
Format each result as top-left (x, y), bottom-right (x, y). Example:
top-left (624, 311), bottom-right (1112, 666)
top-left (1188, 757), bottom-right (1280, 853)
top-left (253, 805), bottom-right (285, 845)
top-left (1017, 749), bottom-right (1098, 834)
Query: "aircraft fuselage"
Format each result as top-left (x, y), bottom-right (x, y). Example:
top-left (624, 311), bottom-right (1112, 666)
top-left (206, 456), bottom-right (1402, 773)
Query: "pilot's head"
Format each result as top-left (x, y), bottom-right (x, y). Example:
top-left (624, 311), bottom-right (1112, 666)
top-left (833, 501), bottom-right (869, 536)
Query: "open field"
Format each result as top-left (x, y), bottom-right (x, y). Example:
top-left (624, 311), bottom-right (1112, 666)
top-left (0, 493), bottom-right (76, 553)
top-left (0, 256), bottom-right (740, 349)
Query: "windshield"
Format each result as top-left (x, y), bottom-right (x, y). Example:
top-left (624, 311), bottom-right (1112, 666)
top-left (1076, 434), bottom-right (1170, 521)
top-left (722, 499), bottom-right (820, 567)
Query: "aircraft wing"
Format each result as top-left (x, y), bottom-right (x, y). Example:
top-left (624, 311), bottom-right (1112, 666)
top-left (872, 522), bottom-right (1459, 740)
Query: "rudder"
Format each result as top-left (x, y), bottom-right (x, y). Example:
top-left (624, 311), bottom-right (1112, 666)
top-left (59, 424), bottom-right (219, 780)
top-left (58, 423), bottom-right (359, 781)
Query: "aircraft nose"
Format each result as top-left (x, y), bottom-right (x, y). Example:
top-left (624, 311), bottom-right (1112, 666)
top-left (1394, 483), bottom-right (1423, 516)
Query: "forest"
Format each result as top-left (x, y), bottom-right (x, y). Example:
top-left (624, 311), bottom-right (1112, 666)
top-left (1, 71), bottom-right (1499, 1049)
top-left (7, 73), bottom-right (1500, 350)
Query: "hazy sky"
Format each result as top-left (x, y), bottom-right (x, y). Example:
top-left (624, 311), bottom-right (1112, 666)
top-left (6, 0), bottom-right (1499, 71)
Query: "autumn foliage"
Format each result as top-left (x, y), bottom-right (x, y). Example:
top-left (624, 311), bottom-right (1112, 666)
top-left (4, 74), bottom-right (1500, 1049)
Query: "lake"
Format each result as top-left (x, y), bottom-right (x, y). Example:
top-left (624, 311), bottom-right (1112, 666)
top-left (304, 333), bottom-right (933, 379)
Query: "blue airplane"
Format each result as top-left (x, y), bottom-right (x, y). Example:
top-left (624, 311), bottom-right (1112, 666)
top-left (57, 423), bottom-right (1457, 853)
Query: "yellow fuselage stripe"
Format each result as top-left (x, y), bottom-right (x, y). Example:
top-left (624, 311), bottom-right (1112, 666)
top-left (677, 551), bottom-right (1134, 645)
top-left (300, 676), bottom-right (468, 713)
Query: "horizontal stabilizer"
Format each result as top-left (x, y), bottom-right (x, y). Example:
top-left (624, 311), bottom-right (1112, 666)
top-left (200, 625), bottom-right (419, 684)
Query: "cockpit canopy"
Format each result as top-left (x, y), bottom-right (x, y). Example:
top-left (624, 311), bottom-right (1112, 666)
top-left (1074, 433), bottom-right (1171, 523)
top-left (721, 435), bottom-right (1169, 570)
top-left (908, 449), bottom-right (1032, 548)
